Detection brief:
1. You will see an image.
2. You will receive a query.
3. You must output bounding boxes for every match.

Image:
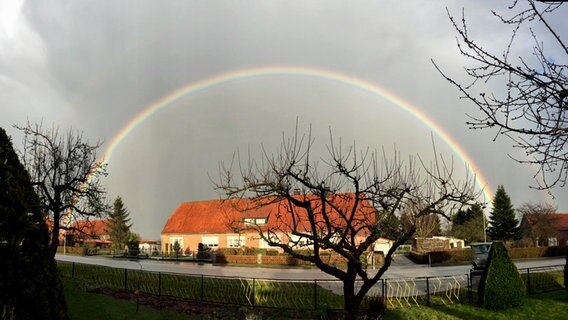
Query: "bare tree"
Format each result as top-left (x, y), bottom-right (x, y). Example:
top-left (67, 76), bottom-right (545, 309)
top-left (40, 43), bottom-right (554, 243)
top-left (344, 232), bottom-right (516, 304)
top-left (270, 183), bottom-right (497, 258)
top-left (433, 0), bottom-right (568, 190)
top-left (400, 201), bottom-right (442, 237)
top-left (15, 122), bottom-right (108, 256)
top-left (517, 201), bottom-right (558, 245)
top-left (215, 127), bottom-right (478, 319)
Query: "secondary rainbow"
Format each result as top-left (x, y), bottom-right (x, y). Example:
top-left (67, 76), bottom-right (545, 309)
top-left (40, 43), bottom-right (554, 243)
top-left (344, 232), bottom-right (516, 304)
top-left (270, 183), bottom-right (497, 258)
top-left (102, 66), bottom-right (493, 202)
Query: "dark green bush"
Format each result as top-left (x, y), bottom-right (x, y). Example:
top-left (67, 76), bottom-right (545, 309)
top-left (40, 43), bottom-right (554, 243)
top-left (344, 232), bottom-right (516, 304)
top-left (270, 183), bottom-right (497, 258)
top-left (478, 241), bottom-right (526, 310)
top-left (362, 294), bottom-right (386, 319)
top-left (0, 128), bottom-right (68, 319)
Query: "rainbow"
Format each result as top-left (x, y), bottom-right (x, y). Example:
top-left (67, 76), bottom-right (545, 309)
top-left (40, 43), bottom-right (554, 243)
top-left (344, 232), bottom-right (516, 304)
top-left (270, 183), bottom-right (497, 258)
top-left (102, 66), bottom-right (493, 202)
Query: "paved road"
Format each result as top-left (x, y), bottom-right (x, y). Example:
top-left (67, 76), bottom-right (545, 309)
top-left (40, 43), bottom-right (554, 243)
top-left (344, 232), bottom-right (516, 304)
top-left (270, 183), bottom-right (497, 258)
top-left (55, 254), bottom-right (565, 281)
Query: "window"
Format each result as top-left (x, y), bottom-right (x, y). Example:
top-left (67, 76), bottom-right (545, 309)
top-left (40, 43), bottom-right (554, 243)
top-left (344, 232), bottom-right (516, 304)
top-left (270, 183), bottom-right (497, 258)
top-left (227, 236), bottom-right (245, 248)
top-left (547, 237), bottom-right (558, 247)
top-left (243, 217), bottom-right (267, 225)
top-left (289, 234), bottom-right (312, 247)
top-left (201, 236), bottom-right (219, 248)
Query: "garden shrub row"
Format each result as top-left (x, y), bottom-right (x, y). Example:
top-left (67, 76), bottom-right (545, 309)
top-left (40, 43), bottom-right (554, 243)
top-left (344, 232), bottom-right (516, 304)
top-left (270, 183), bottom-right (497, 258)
top-left (508, 246), bottom-right (567, 260)
top-left (409, 249), bottom-right (472, 264)
top-left (410, 246), bottom-right (566, 265)
top-left (215, 247), bottom-right (281, 256)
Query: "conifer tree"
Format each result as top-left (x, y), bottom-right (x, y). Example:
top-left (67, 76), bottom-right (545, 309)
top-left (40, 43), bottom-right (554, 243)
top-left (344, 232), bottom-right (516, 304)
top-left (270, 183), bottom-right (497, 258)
top-left (488, 186), bottom-right (519, 241)
top-left (451, 203), bottom-right (486, 243)
top-left (478, 241), bottom-right (525, 309)
top-left (0, 127), bottom-right (68, 319)
top-left (107, 196), bottom-right (132, 253)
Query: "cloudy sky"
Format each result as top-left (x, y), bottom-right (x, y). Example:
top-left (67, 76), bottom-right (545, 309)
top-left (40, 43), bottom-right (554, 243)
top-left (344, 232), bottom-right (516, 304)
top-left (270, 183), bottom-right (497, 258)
top-left (1, 0), bottom-right (566, 239)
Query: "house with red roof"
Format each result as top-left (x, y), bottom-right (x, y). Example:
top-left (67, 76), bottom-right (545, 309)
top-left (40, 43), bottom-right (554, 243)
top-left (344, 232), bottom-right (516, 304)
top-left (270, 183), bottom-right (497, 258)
top-left (67, 219), bottom-right (112, 248)
top-left (160, 193), bottom-right (377, 255)
top-left (519, 213), bottom-right (568, 247)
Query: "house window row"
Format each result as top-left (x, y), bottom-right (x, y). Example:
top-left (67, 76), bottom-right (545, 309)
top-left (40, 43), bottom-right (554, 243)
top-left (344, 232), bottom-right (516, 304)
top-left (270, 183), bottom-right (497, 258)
top-left (227, 236), bottom-right (246, 248)
top-left (201, 236), bottom-right (219, 248)
top-left (243, 217), bottom-right (267, 225)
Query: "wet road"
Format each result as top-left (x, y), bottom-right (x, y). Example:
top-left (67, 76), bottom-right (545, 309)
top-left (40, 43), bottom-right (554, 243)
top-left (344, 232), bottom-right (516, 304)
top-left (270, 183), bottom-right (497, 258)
top-left (55, 254), bottom-right (565, 280)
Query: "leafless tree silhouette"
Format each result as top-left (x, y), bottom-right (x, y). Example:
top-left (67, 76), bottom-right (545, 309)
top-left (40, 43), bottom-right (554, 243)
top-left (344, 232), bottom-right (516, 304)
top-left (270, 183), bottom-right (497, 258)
top-left (215, 125), bottom-right (478, 319)
top-left (433, 0), bottom-right (567, 190)
top-left (15, 121), bottom-right (107, 256)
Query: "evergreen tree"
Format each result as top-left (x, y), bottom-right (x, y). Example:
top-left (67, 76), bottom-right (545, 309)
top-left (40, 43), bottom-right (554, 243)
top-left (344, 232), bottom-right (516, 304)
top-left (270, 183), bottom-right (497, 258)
top-left (107, 196), bottom-right (132, 253)
top-left (0, 127), bottom-right (68, 319)
top-left (451, 203), bottom-right (486, 243)
top-left (173, 240), bottom-right (181, 259)
top-left (375, 210), bottom-right (404, 240)
top-left (488, 186), bottom-right (519, 241)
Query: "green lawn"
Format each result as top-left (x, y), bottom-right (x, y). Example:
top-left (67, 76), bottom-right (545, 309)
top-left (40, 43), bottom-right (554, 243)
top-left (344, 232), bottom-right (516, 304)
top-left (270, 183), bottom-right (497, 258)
top-left (383, 290), bottom-right (568, 320)
top-left (63, 278), bottom-right (192, 320)
top-left (63, 276), bottom-right (568, 320)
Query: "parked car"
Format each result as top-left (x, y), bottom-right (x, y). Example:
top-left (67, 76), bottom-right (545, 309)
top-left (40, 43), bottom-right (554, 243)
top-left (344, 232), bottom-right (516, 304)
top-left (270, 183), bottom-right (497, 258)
top-left (470, 242), bottom-right (492, 270)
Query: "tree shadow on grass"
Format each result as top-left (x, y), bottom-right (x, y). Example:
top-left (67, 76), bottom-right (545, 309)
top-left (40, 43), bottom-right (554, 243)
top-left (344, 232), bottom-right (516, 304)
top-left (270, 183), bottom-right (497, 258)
top-left (432, 305), bottom-right (492, 320)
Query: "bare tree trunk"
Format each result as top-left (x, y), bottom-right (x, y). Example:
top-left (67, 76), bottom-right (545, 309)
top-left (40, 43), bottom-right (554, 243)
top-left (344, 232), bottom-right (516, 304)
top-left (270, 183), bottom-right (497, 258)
top-left (50, 212), bottom-right (61, 256)
top-left (342, 265), bottom-right (361, 320)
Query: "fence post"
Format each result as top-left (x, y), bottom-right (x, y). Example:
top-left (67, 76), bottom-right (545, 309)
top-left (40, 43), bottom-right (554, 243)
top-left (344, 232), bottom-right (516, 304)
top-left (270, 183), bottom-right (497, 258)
top-left (252, 278), bottom-right (256, 308)
top-left (71, 262), bottom-right (75, 278)
top-left (526, 268), bottom-right (532, 294)
top-left (383, 279), bottom-right (387, 301)
top-left (426, 277), bottom-right (430, 307)
top-left (124, 268), bottom-right (128, 291)
top-left (467, 272), bottom-right (472, 304)
top-left (158, 272), bottom-right (161, 297)
top-left (200, 275), bottom-right (204, 301)
top-left (314, 280), bottom-right (318, 310)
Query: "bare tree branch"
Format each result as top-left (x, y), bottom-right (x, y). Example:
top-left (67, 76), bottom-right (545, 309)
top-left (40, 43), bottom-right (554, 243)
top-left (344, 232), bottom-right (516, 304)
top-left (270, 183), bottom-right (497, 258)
top-left (14, 121), bottom-right (108, 256)
top-left (214, 126), bottom-right (478, 319)
top-left (433, 0), bottom-right (567, 191)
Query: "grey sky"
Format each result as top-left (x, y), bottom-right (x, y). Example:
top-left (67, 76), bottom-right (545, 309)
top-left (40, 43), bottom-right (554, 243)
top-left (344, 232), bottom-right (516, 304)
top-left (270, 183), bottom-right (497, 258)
top-left (1, 0), bottom-right (566, 239)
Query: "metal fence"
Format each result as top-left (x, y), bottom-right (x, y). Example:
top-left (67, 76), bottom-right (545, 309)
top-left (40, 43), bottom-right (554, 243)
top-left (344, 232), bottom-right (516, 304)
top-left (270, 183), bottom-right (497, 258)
top-left (58, 261), bottom-right (565, 311)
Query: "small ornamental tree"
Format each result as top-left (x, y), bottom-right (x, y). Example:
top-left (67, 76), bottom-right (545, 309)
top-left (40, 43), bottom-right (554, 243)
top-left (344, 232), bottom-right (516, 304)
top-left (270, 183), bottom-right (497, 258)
top-left (478, 241), bottom-right (525, 309)
top-left (173, 241), bottom-right (181, 259)
top-left (126, 232), bottom-right (140, 257)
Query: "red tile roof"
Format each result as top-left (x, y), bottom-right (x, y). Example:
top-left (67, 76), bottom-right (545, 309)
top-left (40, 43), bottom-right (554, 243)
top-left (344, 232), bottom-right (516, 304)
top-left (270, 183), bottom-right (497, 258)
top-left (71, 219), bottom-right (110, 237)
top-left (161, 193), bottom-right (376, 236)
top-left (524, 213), bottom-right (568, 231)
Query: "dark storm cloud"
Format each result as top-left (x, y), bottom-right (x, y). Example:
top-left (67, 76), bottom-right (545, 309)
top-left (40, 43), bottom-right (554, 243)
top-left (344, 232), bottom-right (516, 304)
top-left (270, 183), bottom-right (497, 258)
top-left (2, 0), bottom-right (566, 238)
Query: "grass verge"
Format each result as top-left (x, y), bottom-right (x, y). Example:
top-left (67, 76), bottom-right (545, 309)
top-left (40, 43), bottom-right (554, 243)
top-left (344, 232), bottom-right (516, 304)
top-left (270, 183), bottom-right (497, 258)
top-left (383, 290), bottom-right (568, 320)
top-left (63, 277), bottom-right (192, 320)
top-left (63, 275), bottom-right (567, 320)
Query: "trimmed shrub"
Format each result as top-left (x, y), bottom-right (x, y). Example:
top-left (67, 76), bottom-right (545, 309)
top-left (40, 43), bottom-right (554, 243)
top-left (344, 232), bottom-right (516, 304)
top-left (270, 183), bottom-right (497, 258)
top-left (428, 249), bottom-right (473, 264)
top-left (478, 241), bottom-right (525, 309)
top-left (508, 246), bottom-right (566, 259)
top-left (408, 251), bottom-right (429, 264)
